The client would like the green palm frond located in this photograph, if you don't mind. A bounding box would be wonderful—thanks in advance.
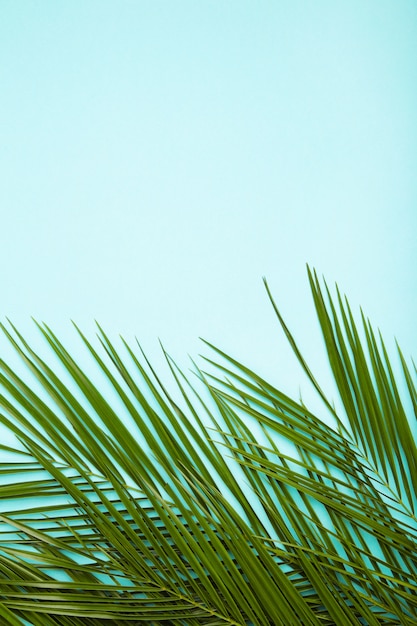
[0,268,415,625]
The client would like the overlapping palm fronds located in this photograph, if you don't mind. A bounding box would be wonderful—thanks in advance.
[0,267,415,625]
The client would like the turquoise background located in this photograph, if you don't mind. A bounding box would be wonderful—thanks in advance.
[0,1,416,414]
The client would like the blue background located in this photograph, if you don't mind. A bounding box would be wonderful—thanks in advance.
[0,1,416,414]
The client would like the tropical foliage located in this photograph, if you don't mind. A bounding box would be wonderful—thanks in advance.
[0,268,416,625]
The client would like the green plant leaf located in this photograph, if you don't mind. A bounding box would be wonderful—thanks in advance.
[0,269,415,624]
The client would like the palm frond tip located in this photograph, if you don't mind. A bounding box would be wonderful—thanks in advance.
[0,269,416,625]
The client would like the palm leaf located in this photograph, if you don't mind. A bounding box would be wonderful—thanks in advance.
[0,269,415,624]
